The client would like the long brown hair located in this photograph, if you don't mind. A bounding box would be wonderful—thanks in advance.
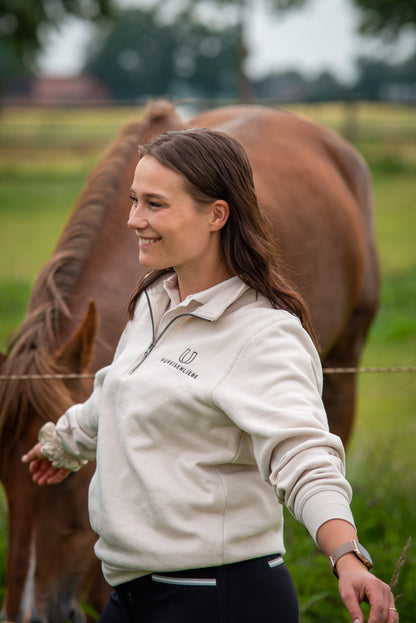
[128,128,316,344]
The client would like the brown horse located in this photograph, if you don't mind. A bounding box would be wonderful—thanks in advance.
[0,101,379,623]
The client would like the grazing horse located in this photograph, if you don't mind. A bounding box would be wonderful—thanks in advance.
[0,101,379,623]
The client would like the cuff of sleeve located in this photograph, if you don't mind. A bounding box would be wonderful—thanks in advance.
[38,422,88,472]
[300,490,356,544]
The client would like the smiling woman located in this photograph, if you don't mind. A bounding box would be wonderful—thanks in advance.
[20,122,396,623]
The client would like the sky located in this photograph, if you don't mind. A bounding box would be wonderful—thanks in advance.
[38,0,413,84]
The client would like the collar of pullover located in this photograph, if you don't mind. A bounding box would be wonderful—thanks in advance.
[149,273,251,322]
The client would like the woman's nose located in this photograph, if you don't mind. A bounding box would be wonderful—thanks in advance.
[127,204,147,229]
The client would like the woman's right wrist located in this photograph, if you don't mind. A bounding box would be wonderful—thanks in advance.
[38,421,88,472]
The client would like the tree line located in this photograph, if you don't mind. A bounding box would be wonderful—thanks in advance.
[1,0,416,103]
[82,5,416,103]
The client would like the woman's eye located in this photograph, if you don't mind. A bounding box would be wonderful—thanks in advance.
[129,195,138,206]
[149,201,162,209]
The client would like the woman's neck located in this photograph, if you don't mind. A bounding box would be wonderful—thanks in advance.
[176,262,235,301]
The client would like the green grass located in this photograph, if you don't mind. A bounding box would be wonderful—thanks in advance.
[0,178,81,276]
[348,167,416,461]
[0,165,86,346]
[0,103,415,621]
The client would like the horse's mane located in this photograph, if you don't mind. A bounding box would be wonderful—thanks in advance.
[0,101,181,457]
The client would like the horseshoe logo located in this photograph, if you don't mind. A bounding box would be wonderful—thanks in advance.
[179,349,198,364]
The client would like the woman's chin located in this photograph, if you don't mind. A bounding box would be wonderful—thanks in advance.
[138,254,167,271]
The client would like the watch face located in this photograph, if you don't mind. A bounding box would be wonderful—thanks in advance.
[356,542,373,567]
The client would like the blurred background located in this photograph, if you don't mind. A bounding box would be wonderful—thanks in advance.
[0,0,415,621]
[1,0,416,107]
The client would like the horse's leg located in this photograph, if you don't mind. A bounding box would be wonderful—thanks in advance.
[322,287,379,445]
[84,562,112,621]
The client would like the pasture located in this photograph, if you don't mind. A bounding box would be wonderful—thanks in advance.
[0,102,415,621]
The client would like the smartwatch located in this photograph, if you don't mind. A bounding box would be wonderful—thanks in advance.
[329,540,373,578]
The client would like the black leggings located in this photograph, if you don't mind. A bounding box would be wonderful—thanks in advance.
[99,554,299,623]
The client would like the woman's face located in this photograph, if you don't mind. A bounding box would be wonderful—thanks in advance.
[128,155,224,278]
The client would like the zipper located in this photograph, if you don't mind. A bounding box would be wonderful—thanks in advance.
[128,290,212,375]
[128,290,156,374]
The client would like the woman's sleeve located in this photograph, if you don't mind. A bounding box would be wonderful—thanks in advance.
[213,313,355,543]
[53,316,137,461]
[37,363,110,469]
[53,363,110,461]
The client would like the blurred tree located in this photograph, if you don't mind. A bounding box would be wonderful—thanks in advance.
[254,69,308,101]
[305,69,347,101]
[0,0,114,70]
[254,67,347,102]
[343,1,416,102]
[166,0,416,99]
[352,56,393,99]
[0,37,27,90]
[83,7,239,101]
[396,46,416,79]
[153,0,309,101]
[352,0,416,39]
[352,50,416,100]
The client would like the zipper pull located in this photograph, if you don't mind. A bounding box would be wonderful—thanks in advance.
[143,344,154,358]
[129,342,155,375]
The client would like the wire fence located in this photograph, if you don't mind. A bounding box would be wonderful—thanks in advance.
[1,366,416,381]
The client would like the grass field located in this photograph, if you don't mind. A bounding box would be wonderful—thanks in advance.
[0,102,415,621]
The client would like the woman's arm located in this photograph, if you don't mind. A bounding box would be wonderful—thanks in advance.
[21,364,112,484]
[215,314,398,623]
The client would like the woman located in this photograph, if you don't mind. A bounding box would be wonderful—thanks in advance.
[23,128,397,623]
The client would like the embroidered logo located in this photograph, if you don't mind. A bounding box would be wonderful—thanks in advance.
[178,348,198,365]
[160,357,199,379]
[160,347,199,379]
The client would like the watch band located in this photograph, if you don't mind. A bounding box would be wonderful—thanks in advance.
[329,540,373,578]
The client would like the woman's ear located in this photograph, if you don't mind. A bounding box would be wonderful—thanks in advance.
[209,200,230,232]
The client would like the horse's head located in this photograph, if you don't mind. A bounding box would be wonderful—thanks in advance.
[0,302,110,623]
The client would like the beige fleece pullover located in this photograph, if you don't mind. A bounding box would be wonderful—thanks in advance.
[52,274,354,586]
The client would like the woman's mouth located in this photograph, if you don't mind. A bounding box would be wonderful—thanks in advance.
[138,237,161,246]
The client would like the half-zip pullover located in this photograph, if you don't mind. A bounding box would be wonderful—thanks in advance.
[55,274,354,586]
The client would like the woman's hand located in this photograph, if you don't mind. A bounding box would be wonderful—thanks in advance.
[317,520,398,622]
[22,443,71,486]
[336,555,398,623]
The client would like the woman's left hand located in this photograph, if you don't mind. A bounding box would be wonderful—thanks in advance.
[337,558,398,623]
[316,520,398,622]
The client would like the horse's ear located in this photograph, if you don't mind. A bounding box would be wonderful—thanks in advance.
[57,300,97,372]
